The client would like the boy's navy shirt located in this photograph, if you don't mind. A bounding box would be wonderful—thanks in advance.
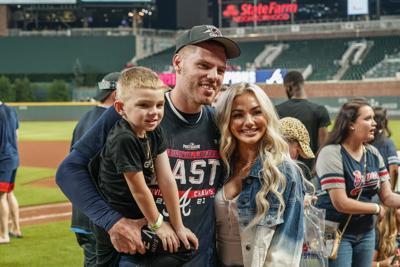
[57,95,223,267]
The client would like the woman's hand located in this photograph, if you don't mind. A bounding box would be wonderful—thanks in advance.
[379,255,399,267]
[175,226,199,250]
[155,222,179,253]
[304,193,317,207]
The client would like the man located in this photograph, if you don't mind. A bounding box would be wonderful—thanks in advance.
[56,25,240,266]
[275,71,331,170]
[0,101,21,244]
[70,72,119,266]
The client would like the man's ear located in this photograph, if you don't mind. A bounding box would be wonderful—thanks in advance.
[110,91,117,102]
[114,100,125,117]
[172,53,182,74]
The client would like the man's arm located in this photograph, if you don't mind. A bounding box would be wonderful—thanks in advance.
[56,107,145,254]
[318,127,329,148]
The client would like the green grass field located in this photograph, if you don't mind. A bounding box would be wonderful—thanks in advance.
[15,167,67,207]
[0,221,83,267]
[19,121,76,141]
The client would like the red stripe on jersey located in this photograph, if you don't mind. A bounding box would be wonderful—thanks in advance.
[167,149,220,159]
[151,188,216,199]
[320,177,345,185]
[378,170,389,177]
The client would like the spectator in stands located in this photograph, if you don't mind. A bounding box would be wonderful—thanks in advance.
[275,71,331,171]
[373,206,400,267]
[370,106,400,190]
[56,24,240,266]
[69,72,119,267]
[214,83,304,266]
[315,98,400,267]
[0,101,21,244]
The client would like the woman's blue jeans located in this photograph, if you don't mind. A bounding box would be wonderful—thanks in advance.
[329,228,375,267]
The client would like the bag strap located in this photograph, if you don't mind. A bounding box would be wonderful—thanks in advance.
[338,146,367,237]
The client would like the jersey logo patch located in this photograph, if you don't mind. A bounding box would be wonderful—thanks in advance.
[182,142,201,150]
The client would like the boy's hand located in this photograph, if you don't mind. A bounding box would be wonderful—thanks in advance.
[175,227,199,250]
[155,222,179,253]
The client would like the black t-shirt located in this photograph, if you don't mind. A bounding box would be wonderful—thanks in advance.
[276,99,331,168]
[98,119,167,219]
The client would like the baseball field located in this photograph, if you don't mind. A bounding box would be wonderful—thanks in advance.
[1,119,400,266]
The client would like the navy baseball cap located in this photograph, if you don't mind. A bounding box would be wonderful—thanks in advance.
[94,72,120,102]
[175,25,241,59]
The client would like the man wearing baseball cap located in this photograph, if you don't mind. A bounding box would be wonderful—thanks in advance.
[69,72,119,267]
[57,25,241,266]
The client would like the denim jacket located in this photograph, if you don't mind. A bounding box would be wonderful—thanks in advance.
[236,158,304,267]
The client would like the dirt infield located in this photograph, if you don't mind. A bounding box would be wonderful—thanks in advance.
[18,140,70,169]
[18,140,72,226]
[20,202,72,226]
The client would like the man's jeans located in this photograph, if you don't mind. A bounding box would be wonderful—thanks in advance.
[329,228,375,267]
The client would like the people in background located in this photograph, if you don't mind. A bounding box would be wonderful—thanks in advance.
[0,101,21,244]
[315,99,400,267]
[370,106,400,190]
[276,71,331,170]
[372,207,400,267]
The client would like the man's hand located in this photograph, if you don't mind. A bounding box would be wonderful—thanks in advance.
[108,217,147,255]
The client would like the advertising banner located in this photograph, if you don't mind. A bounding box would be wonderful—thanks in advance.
[347,0,369,15]
[223,1,298,23]
[256,69,287,84]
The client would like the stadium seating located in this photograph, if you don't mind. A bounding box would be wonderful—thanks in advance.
[136,47,175,72]
[365,52,400,79]
[0,36,135,75]
[341,36,400,80]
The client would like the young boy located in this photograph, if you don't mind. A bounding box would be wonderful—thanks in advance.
[93,66,198,266]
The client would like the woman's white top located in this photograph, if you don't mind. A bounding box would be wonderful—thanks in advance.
[215,187,243,266]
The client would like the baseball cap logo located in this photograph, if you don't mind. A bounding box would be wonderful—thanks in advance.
[203,25,222,37]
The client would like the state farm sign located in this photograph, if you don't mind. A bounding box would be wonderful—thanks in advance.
[223,1,298,23]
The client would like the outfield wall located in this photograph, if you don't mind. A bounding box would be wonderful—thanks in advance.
[8,80,400,121]
[8,102,95,121]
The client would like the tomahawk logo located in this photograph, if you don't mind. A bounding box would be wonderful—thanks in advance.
[161,188,192,217]
[203,25,222,37]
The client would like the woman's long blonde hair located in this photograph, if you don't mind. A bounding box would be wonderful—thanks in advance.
[214,83,291,225]
[377,207,398,261]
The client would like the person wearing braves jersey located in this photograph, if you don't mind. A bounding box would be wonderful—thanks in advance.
[315,99,400,267]
[56,24,241,266]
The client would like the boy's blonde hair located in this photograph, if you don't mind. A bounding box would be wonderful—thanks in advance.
[116,66,168,102]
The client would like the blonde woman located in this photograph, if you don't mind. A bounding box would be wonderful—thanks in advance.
[214,83,304,267]
[373,207,400,267]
